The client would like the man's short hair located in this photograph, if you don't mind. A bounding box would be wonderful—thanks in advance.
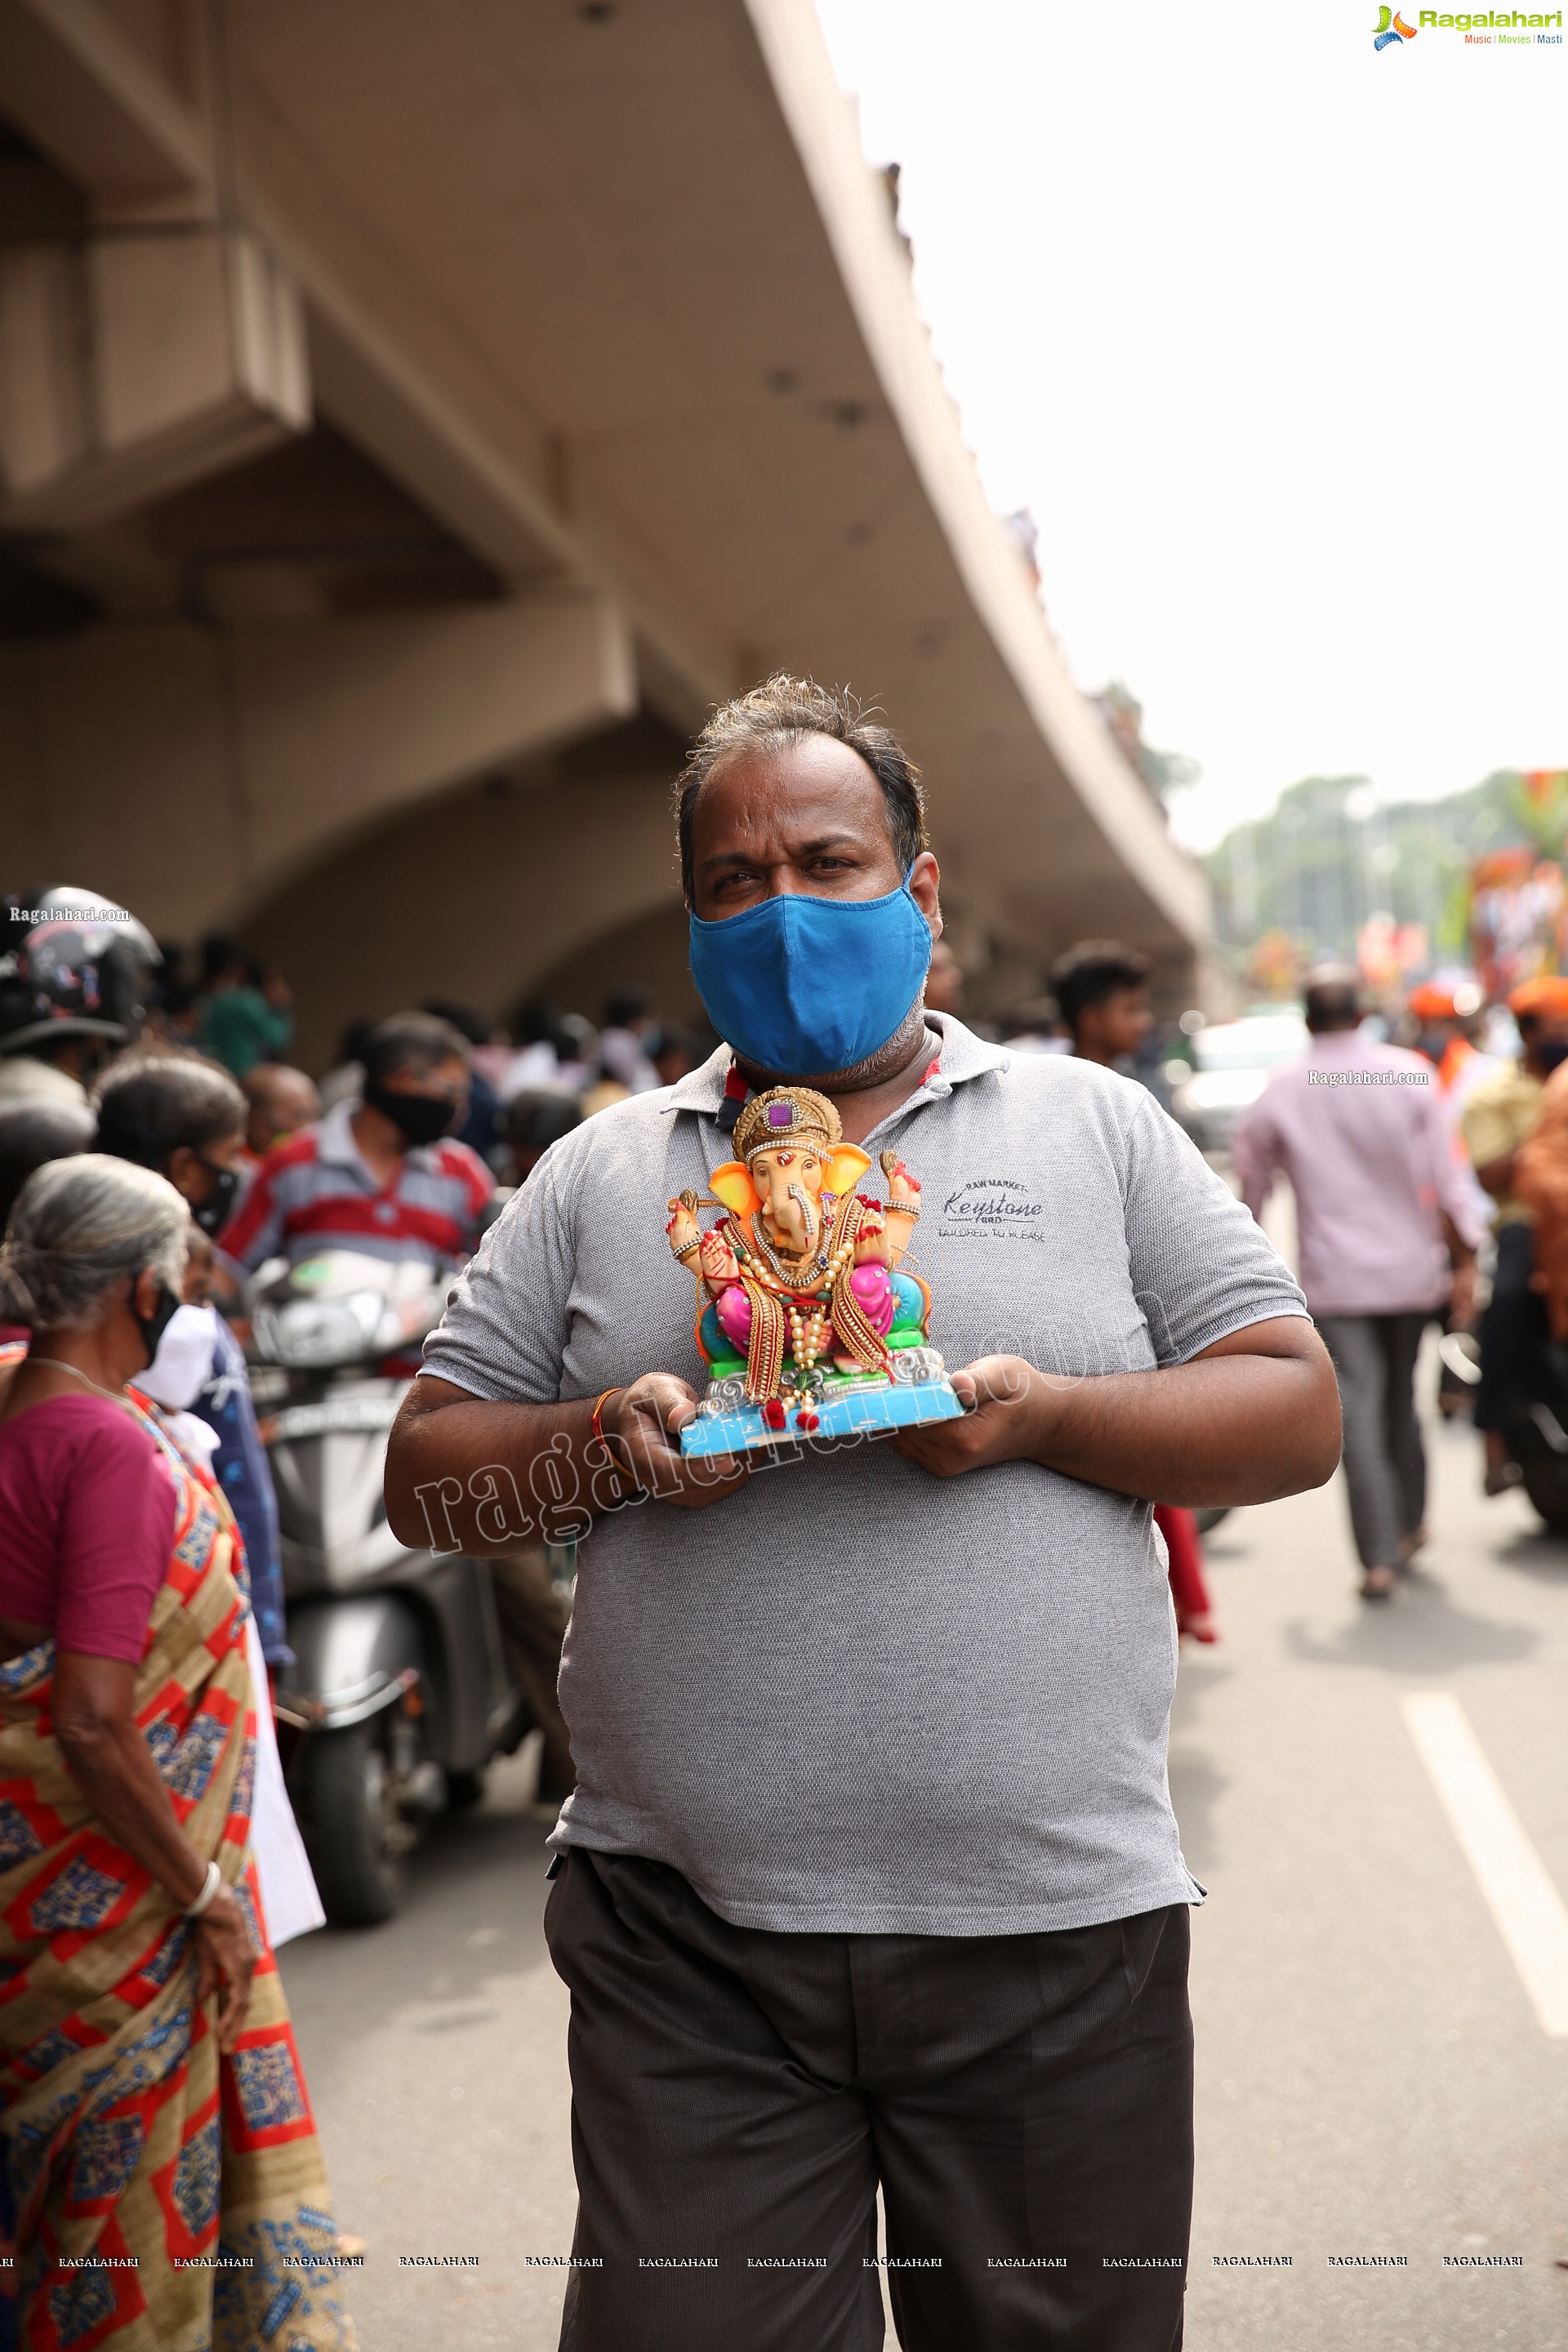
[1303,966,1362,1031]
[0,1098,96,1230]
[243,1062,318,1111]
[504,1087,585,1153]
[674,675,928,900]
[96,1055,245,1169]
[1049,942,1152,1031]
[362,1012,470,1088]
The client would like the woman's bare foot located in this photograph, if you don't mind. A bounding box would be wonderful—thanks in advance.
[1359,1565,1397,1601]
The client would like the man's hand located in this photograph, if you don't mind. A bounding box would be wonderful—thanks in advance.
[600,1374,749,1510]
[889,1318,1340,1508]
[890,1356,1040,1477]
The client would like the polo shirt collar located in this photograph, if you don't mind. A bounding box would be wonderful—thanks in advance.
[662,1015,1009,1122]
[316,1097,366,1167]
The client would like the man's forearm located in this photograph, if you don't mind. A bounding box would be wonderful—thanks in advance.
[386,1371,749,1552]
[1026,1353,1340,1506]
[385,1389,614,1554]
[1230,1129,1276,1225]
[1474,1152,1514,1200]
[1441,1214,1477,1272]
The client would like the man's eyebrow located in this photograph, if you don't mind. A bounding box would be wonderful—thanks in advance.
[697,831,863,875]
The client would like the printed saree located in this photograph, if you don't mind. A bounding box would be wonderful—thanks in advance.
[0,1389,355,2350]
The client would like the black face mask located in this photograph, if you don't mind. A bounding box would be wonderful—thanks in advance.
[193,1160,242,1237]
[364,1080,459,1147]
[133,1276,181,1368]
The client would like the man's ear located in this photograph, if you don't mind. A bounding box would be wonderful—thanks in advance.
[165,1143,203,1205]
[908,851,942,935]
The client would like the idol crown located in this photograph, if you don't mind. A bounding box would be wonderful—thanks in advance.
[733,1085,842,1163]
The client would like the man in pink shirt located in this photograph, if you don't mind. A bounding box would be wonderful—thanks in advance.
[1233,967,1481,1598]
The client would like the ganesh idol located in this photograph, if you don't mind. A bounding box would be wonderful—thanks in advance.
[665,1086,960,1450]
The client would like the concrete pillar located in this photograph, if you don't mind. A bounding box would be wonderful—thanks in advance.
[0,588,637,933]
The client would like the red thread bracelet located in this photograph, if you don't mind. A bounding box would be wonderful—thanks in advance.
[590,1388,621,1443]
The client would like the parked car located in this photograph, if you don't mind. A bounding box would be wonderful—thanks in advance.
[1168,1010,1308,1155]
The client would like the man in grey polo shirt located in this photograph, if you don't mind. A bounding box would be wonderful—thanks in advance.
[386,677,1339,2352]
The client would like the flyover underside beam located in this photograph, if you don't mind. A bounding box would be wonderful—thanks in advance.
[0,229,310,532]
[0,590,636,934]
[230,87,737,731]
[0,0,212,204]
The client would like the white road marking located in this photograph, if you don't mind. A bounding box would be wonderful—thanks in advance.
[1401,1690,1568,2038]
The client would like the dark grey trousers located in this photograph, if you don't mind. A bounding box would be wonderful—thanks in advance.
[545,1846,1192,2351]
[1475,1219,1545,1436]
[1316,1312,1428,1570]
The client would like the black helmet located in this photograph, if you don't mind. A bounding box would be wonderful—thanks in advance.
[0,887,161,1058]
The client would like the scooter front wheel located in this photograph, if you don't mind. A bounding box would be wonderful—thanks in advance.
[300,1717,416,1927]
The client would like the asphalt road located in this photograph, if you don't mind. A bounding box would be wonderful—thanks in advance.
[280,1378,1568,2351]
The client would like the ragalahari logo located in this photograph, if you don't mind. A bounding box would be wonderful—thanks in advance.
[1374,4,1419,42]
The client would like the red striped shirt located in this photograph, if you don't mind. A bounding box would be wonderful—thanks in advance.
[219,1100,493,1272]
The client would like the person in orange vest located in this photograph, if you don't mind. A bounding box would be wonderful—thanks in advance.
[1406,980,1494,1113]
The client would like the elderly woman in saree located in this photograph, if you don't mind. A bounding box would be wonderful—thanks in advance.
[0,1156,354,2351]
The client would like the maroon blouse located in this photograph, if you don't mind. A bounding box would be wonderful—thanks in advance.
[0,1395,177,1664]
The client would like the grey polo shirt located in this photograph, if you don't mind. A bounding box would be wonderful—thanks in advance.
[422,1015,1307,1936]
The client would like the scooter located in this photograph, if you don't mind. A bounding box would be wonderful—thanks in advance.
[247,1249,531,1926]
[1438,1324,1568,1535]
[1500,1341,1568,1536]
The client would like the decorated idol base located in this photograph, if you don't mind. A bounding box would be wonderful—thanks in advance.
[681,1344,964,1456]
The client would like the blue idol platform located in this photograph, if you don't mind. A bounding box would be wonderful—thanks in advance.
[680,1352,964,1457]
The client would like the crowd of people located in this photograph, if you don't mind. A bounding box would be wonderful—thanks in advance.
[0,771,1564,2340]
[0,887,867,2337]
[1232,964,1568,1598]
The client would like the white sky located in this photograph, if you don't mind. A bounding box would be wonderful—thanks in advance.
[814,1,1568,850]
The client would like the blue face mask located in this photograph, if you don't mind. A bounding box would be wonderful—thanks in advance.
[688,875,933,1078]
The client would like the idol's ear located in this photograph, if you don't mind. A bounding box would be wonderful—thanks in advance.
[709,1162,760,1219]
[825,1145,872,1196]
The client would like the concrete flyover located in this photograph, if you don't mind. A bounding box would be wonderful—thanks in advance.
[0,0,1210,1061]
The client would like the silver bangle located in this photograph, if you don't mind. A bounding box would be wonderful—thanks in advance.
[184,1860,224,1918]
